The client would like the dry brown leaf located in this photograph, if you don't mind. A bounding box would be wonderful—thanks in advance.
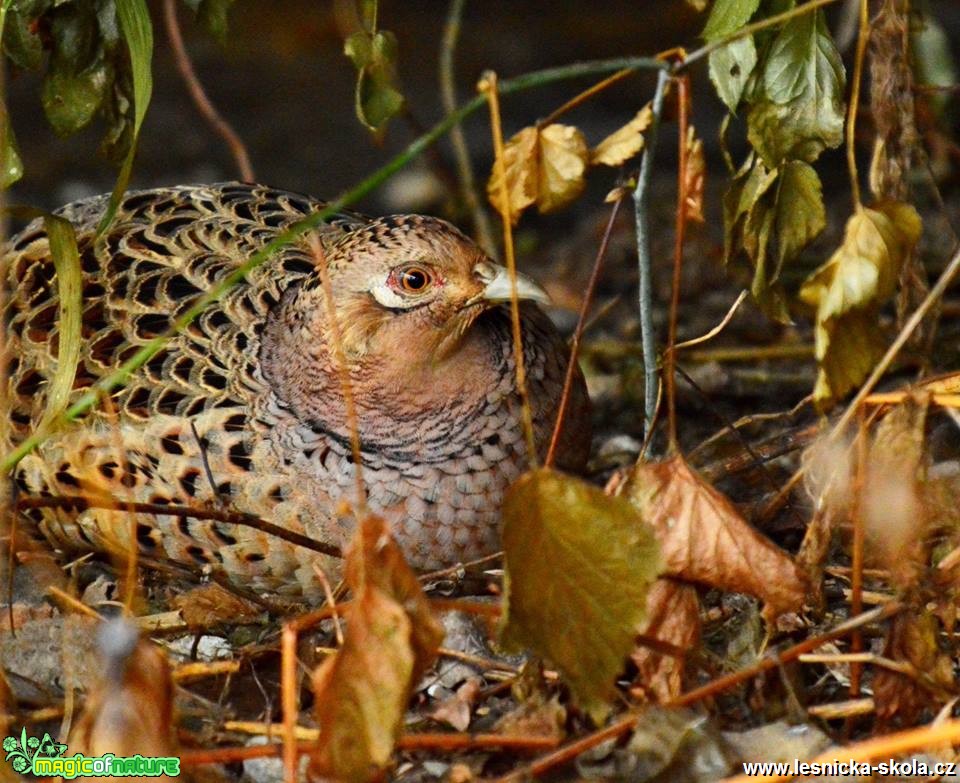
[309,516,443,782]
[69,620,177,776]
[863,395,929,587]
[684,125,706,223]
[874,613,954,724]
[535,124,589,213]
[591,105,653,167]
[172,583,264,628]
[487,125,538,225]
[632,578,700,702]
[623,455,805,620]
[430,678,481,732]
[487,123,588,223]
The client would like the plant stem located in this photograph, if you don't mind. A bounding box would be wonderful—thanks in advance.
[665,75,690,452]
[479,71,538,465]
[439,0,495,253]
[846,0,869,208]
[633,69,669,444]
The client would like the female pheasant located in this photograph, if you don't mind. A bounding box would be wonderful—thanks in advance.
[2,183,590,598]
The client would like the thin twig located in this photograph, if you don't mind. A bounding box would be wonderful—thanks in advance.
[674,290,748,350]
[162,0,255,182]
[546,194,624,467]
[845,0,869,208]
[665,74,690,451]
[538,67,636,129]
[720,717,960,783]
[280,623,298,783]
[633,68,669,443]
[479,71,538,464]
[16,495,342,559]
[310,237,366,513]
[439,0,494,253]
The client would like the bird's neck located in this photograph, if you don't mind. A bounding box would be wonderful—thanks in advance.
[259,288,504,453]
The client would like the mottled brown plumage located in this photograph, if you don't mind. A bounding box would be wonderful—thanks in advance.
[2,183,590,598]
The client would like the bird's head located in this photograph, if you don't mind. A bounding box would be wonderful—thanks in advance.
[316,215,549,360]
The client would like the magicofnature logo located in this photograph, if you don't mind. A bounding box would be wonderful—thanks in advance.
[3,728,180,778]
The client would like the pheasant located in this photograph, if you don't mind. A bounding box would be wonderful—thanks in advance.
[2,183,590,598]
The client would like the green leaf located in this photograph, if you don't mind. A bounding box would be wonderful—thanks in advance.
[0,106,23,188]
[708,35,757,112]
[702,0,761,41]
[3,5,43,69]
[722,154,777,265]
[346,28,404,134]
[910,12,958,118]
[774,159,824,269]
[41,60,111,136]
[191,0,236,44]
[97,0,153,235]
[500,469,662,724]
[747,11,845,166]
[38,215,82,431]
[762,10,843,104]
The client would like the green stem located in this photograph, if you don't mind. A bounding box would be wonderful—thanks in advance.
[0,55,667,476]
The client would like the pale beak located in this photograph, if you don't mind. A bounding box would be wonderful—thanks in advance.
[473,261,551,306]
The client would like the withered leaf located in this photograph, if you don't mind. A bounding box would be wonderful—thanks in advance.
[632,578,700,703]
[488,125,538,225]
[590,105,653,167]
[535,124,589,213]
[488,123,588,223]
[172,583,264,628]
[799,201,922,404]
[69,620,176,762]
[623,455,805,620]
[500,468,661,724]
[684,125,706,223]
[863,396,929,588]
[309,516,443,782]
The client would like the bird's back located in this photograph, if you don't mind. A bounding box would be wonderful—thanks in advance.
[3,183,357,595]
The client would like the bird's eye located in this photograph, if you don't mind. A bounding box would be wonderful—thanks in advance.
[397,266,433,293]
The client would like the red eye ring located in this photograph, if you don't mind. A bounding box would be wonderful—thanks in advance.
[397,266,433,293]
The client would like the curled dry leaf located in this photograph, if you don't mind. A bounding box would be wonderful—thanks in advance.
[69,620,177,767]
[683,125,706,223]
[172,583,265,628]
[622,455,805,621]
[590,104,653,167]
[309,515,443,783]
[632,578,700,702]
[874,613,955,723]
[500,468,661,724]
[799,201,922,404]
[487,123,588,224]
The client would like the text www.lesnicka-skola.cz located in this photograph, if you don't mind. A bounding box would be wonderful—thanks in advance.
[741,758,957,777]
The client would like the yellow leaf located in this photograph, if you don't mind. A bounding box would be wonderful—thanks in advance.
[536,124,589,213]
[799,201,922,404]
[590,105,653,167]
[500,468,661,724]
[487,125,538,225]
